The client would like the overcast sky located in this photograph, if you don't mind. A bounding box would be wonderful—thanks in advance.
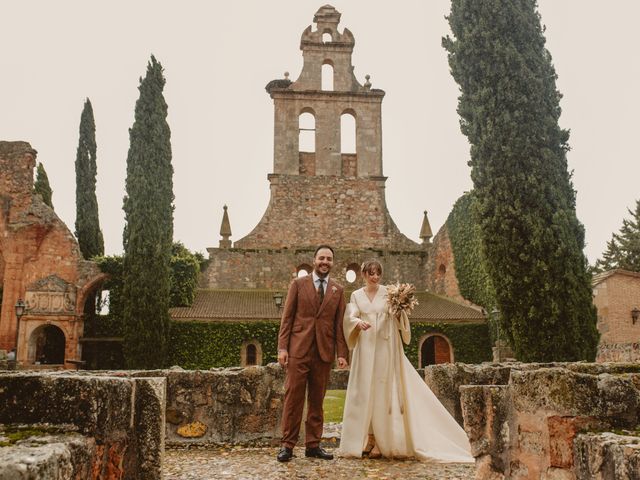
[2,1,638,263]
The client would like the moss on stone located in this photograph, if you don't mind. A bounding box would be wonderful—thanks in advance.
[0,425,64,446]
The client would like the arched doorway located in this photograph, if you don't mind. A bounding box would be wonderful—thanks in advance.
[420,334,452,367]
[30,324,66,364]
[246,344,257,365]
[241,340,263,367]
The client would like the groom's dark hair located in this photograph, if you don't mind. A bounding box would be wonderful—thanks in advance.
[314,245,335,257]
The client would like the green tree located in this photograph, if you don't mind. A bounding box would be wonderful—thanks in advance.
[121,56,174,369]
[593,236,621,273]
[594,200,640,273]
[170,242,202,307]
[33,162,53,208]
[614,200,640,272]
[443,0,598,361]
[75,98,104,259]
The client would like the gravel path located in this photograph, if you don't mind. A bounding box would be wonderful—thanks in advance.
[164,446,475,479]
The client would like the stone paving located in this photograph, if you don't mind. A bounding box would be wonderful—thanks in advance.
[164,422,475,479]
[164,446,475,480]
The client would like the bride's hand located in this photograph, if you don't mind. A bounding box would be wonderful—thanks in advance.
[357,320,371,331]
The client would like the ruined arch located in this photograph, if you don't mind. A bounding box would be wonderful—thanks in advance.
[28,323,66,365]
[76,272,109,315]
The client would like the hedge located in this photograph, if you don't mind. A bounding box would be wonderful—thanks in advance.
[168,320,491,369]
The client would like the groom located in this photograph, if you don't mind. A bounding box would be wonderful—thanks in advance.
[276,245,349,462]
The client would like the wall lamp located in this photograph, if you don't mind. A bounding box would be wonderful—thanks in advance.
[273,293,284,309]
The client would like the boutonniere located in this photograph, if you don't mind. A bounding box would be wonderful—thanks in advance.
[331,286,338,293]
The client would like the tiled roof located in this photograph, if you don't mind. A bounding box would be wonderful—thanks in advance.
[411,292,485,322]
[170,289,486,324]
[592,269,640,287]
[170,290,283,320]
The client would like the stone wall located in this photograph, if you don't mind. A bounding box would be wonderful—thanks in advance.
[0,371,165,479]
[233,175,421,251]
[162,366,285,445]
[425,225,463,300]
[72,365,287,446]
[574,432,640,479]
[424,362,511,425]
[203,246,428,290]
[0,431,96,480]
[427,362,640,479]
[0,366,287,476]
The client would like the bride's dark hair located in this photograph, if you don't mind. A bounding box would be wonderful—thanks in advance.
[361,259,382,276]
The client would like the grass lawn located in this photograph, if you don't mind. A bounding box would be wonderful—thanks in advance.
[323,389,346,423]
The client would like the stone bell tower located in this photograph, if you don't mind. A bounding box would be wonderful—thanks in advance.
[204,5,427,289]
[234,5,419,251]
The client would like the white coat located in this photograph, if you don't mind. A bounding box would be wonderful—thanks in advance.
[339,285,473,462]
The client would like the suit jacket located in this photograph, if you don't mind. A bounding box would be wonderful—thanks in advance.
[278,274,348,363]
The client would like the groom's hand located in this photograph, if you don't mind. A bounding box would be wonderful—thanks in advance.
[337,357,348,369]
[278,349,289,368]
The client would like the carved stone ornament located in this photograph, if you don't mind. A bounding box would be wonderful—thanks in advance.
[25,275,76,315]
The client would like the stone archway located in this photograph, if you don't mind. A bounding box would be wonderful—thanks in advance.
[419,334,453,367]
[29,324,66,364]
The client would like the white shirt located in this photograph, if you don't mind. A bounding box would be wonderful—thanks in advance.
[312,271,328,294]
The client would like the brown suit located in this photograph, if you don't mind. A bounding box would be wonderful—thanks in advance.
[278,275,348,448]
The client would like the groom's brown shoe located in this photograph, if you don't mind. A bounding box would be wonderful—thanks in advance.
[277,447,294,462]
[305,446,334,460]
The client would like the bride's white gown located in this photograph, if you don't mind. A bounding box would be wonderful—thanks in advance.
[339,285,473,462]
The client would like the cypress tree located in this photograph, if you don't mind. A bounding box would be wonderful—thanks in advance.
[34,162,53,209]
[443,0,598,361]
[121,56,174,369]
[75,98,105,259]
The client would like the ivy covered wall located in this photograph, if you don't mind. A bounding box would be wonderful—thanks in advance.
[445,192,496,312]
[168,321,280,368]
[407,322,492,365]
[167,320,491,369]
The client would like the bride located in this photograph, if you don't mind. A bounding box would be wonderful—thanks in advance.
[339,260,474,462]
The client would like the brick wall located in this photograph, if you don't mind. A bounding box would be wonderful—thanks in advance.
[594,271,640,362]
[425,225,463,300]
[0,141,103,366]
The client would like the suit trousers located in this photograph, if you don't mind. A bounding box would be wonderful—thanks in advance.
[281,340,332,448]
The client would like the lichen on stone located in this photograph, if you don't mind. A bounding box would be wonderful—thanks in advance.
[177,421,207,438]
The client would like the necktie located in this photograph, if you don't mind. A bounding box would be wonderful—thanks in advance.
[317,278,325,304]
